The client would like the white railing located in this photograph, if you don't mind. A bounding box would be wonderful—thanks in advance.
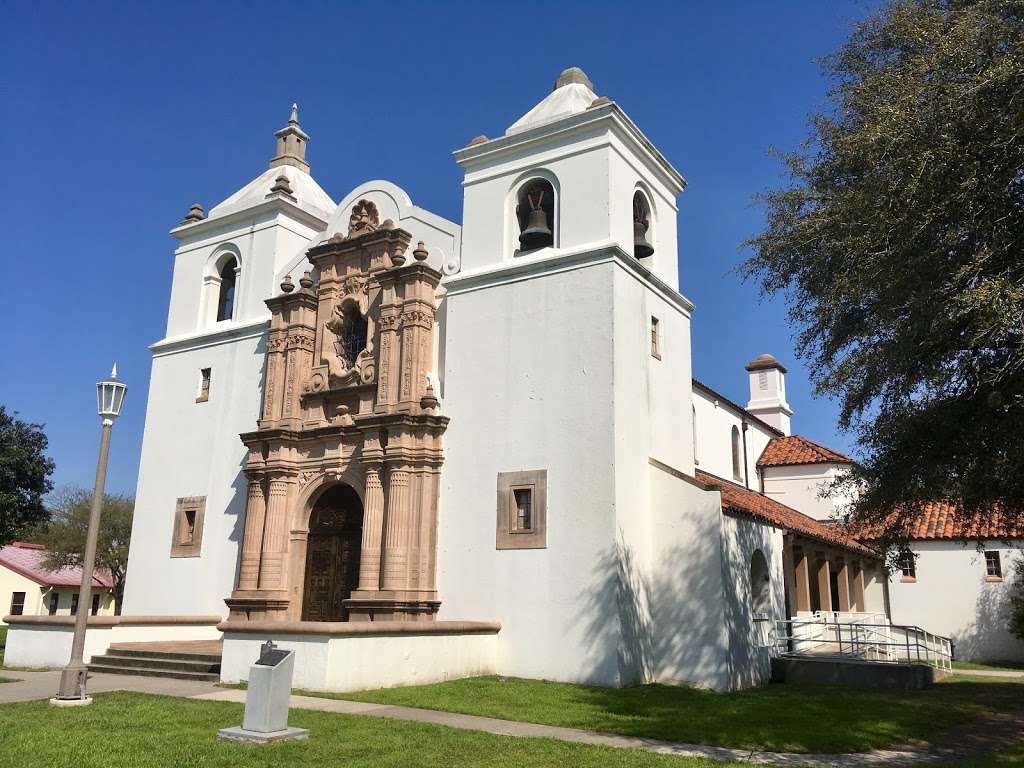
[774,615,952,672]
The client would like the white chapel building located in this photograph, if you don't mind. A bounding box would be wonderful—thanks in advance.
[7,68,1020,685]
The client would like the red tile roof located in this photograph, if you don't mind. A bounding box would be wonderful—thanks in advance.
[0,542,113,589]
[757,435,853,468]
[695,470,877,557]
[858,502,1023,541]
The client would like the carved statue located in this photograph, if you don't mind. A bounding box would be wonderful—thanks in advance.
[346,200,380,239]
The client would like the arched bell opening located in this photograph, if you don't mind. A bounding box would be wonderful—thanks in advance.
[632,190,654,260]
[300,483,364,622]
[515,178,556,252]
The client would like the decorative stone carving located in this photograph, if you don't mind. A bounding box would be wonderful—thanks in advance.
[346,200,379,239]
[324,300,373,387]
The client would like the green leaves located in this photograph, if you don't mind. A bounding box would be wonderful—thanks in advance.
[742,0,1024,541]
[0,406,55,546]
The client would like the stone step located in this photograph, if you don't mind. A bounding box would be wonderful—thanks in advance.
[89,653,220,674]
[86,661,220,682]
[106,646,222,664]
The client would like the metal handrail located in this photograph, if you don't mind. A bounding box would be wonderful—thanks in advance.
[774,617,952,672]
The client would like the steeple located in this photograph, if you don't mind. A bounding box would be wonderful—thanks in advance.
[269,103,310,173]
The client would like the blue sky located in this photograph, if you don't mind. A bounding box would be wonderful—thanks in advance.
[1,1,879,495]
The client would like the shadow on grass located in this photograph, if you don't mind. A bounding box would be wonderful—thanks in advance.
[337,674,1024,753]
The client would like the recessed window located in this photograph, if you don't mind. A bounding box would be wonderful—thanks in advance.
[71,594,80,615]
[731,425,743,481]
[48,593,59,615]
[516,179,555,252]
[170,496,206,557]
[899,550,916,581]
[632,191,654,259]
[985,551,1002,580]
[9,592,25,616]
[512,487,533,531]
[496,470,548,549]
[216,257,237,321]
[650,316,661,359]
[91,593,100,616]
[196,368,211,403]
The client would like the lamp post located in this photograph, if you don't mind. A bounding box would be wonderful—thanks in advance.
[52,365,127,706]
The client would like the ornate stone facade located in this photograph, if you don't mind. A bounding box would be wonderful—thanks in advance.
[226,211,447,623]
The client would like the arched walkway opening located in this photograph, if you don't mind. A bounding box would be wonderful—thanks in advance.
[301,484,363,622]
[750,549,771,616]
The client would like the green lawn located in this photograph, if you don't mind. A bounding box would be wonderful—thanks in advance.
[0,691,731,768]
[327,674,1024,754]
[953,660,1024,672]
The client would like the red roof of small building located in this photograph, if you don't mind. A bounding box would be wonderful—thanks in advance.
[695,470,876,557]
[858,502,1023,542]
[0,542,113,589]
[757,435,853,468]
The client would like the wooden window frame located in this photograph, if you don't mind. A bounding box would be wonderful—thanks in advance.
[170,496,206,557]
[496,470,547,550]
[48,592,59,615]
[650,316,661,360]
[70,593,79,616]
[9,591,25,616]
[899,550,917,582]
[984,550,1003,581]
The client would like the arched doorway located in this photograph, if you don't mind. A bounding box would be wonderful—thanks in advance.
[301,484,363,622]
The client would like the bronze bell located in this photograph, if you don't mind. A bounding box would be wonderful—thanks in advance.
[633,218,654,259]
[519,204,553,251]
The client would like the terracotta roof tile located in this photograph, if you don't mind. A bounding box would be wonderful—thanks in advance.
[757,435,853,468]
[858,502,1023,541]
[695,470,876,557]
[0,542,113,589]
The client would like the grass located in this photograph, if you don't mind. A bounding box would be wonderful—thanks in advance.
[321,674,1024,754]
[0,691,733,768]
[953,660,1024,672]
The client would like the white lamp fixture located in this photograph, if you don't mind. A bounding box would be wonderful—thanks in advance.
[96,363,127,423]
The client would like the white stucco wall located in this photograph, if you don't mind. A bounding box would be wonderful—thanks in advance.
[762,463,855,522]
[221,631,498,692]
[692,383,776,489]
[887,540,1024,662]
[0,567,45,621]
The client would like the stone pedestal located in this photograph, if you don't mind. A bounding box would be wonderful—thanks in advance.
[217,645,308,744]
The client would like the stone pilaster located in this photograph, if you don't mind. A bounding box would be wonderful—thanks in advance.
[381,469,410,591]
[237,476,266,590]
[258,474,291,590]
[357,463,385,591]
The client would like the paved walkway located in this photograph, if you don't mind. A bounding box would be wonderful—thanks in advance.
[950,668,1024,679]
[1,671,1021,766]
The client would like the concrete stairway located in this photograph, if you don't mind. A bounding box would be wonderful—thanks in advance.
[87,641,222,682]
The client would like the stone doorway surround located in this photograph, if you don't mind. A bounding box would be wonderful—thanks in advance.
[225,207,448,624]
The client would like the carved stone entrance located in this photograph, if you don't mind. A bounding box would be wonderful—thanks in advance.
[225,207,448,624]
[301,485,363,622]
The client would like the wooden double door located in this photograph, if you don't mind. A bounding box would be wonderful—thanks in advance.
[301,484,363,622]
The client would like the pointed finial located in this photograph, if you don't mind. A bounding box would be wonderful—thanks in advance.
[280,274,294,293]
[110,363,118,379]
[289,103,299,124]
[270,103,310,173]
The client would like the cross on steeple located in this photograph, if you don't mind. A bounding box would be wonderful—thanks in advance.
[269,103,310,173]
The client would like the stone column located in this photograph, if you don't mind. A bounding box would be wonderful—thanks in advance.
[357,464,386,591]
[237,476,266,590]
[793,547,812,614]
[257,474,291,590]
[381,469,410,591]
[836,559,851,612]
[851,562,866,612]
[816,556,833,612]
[262,334,287,424]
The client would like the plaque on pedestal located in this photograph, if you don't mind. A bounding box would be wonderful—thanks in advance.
[217,640,309,744]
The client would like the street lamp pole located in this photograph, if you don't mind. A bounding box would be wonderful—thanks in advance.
[52,365,126,705]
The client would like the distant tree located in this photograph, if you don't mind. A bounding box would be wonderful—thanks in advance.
[741,0,1024,542]
[41,487,134,615]
[1010,556,1024,642]
[0,406,55,546]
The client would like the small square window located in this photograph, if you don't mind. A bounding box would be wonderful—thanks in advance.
[196,368,211,403]
[9,592,25,616]
[650,316,661,360]
[985,551,1002,580]
[496,470,547,549]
